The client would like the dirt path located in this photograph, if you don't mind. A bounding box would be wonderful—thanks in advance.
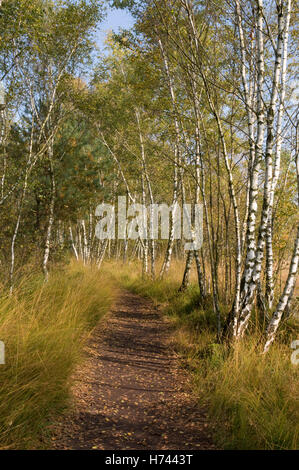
[50,290,215,450]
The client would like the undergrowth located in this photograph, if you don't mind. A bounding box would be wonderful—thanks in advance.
[0,261,114,449]
[104,260,299,450]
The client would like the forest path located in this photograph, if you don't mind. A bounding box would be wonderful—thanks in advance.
[50,290,215,450]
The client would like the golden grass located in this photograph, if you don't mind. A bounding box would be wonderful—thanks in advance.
[178,327,299,449]
[0,260,114,449]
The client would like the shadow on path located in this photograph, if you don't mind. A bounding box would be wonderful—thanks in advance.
[50,290,215,450]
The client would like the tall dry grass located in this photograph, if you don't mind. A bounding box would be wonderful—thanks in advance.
[0,261,114,449]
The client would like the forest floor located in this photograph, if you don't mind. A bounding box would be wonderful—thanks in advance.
[49,290,216,450]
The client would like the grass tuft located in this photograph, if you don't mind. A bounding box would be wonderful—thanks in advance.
[0,260,114,449]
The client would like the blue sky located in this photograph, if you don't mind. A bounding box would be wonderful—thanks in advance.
[96,7,135,50]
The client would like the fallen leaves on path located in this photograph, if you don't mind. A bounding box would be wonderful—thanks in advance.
[49,291,216,450]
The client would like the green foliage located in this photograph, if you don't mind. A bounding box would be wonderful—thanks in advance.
[0,0,105,273]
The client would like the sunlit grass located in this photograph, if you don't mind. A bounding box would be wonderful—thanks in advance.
[0,260,114,449]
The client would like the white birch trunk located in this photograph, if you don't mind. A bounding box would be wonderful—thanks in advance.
[158,37,180,279]
[42,142,56,282]
[237,0,288,337]
[264,226,299,352]
[69,225,79,261]
[265,0,292,309]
